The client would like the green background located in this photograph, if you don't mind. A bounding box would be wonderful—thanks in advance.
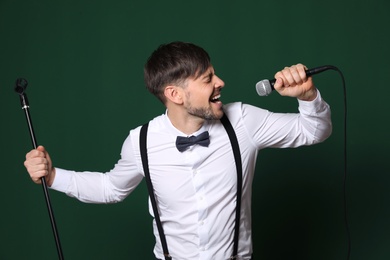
[1,0,389,259]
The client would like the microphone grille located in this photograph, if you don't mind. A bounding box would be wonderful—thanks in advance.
[255,80,272,96]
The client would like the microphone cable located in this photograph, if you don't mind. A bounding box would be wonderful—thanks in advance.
[256,65,350,259]
[331,66,351,260]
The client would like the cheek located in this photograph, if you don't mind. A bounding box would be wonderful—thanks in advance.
[188,92,209,103]
[184,88,213,106]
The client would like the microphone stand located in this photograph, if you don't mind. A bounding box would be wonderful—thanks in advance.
[15,78,65,260]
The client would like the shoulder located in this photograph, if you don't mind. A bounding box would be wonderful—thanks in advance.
[223,102,269,125]
[120,113,169,165]
[130,113,167,136]
[223,102,243,122]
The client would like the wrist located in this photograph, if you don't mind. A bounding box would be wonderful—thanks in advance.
[298,88,317,101]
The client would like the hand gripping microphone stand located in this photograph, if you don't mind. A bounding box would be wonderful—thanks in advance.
[14,78,65,260]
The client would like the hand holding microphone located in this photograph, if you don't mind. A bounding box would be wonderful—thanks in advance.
[256,64,336,100]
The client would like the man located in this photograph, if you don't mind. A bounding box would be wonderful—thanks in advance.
[24,41,332,259]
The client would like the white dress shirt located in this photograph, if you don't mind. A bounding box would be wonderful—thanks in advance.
[52,92,331,260]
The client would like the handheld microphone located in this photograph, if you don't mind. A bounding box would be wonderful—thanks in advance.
[255,65,336,96]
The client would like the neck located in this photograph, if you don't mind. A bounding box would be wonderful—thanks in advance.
[167,109,205,135]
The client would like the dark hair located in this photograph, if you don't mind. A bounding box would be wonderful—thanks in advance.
[144,41,211,104]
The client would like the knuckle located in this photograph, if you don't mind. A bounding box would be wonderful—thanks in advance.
[39,157,46,164]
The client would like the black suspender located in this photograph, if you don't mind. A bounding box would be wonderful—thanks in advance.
[220,114,243,260]
[140,122,172,260]
[139,113,243,260]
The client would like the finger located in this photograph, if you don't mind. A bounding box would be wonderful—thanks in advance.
[24,155,47,168]
[289,65,304,85]
[31,167,48,177]
[25,160,49,182]
[273,77,285,91]
[295,64,308,82]
[26,149,44,160]
[31,170,47,183]
[274,67,289,85]
[278,66,295,87]
[24,157,47,172]
[274,64,310,92]
[283,65,306,86]
[25,164,48,180]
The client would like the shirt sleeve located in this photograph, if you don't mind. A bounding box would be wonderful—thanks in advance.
[241,90,332,149]
[50,132,144,204]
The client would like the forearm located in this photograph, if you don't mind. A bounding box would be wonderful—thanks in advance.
[51,165,143,204]
[242,89,332,149]
[297,90,332,144]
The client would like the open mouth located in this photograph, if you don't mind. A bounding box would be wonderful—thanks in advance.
[210,94,221,103]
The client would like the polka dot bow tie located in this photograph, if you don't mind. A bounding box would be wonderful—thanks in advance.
[175,131,210,152]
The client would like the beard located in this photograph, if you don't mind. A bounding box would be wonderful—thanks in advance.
[187,104,223,120]
[184,90,224,120]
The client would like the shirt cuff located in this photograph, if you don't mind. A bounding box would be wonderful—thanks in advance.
[297,90,328,114]
[50,167,72,193]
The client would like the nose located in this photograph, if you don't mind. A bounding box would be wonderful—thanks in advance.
[214,75,225,89]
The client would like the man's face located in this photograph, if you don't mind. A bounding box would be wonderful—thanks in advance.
[182,66,225,120]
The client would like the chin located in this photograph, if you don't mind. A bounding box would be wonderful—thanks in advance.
[206,110,224,121]
[188,105,224,120]
[215,110,224,120]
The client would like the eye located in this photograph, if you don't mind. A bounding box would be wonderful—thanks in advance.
[205,73,213,83]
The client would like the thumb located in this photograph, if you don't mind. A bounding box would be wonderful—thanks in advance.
[36,145,54,185]
[273,78,284,91]
[37,145,51,161]
[37,145,52,167]
[37,145,46,152]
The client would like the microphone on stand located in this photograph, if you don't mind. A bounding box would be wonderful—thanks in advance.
[14,78,65,260]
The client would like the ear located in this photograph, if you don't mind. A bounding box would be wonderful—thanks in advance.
[164,85,183,105]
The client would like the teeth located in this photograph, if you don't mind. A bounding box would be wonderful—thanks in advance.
[212,94,221,100]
